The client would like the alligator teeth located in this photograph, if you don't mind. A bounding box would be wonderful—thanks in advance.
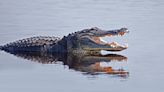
[110,44,115,47]
[121,43,128,48]
[98,36,128,48]
[108,42,120,47]
[99,37,108,43]
[124,43,128,48]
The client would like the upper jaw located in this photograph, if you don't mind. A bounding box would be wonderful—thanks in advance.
[105,28,129,37]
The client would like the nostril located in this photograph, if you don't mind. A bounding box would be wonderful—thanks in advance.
[127,30,130,33]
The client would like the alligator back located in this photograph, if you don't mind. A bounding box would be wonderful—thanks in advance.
[0,36,60,53]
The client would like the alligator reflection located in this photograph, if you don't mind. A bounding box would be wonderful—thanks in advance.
[8,51,129,78]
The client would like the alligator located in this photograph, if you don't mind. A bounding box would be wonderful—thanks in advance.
[0,27,129,55]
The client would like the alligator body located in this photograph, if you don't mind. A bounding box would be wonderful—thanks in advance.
[0,27,129,55]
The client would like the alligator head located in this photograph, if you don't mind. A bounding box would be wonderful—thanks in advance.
[61,27,129,54]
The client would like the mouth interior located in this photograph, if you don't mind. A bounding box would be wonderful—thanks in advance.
[92,32,128,48]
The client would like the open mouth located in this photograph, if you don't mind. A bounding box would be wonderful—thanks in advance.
[92,31,129,51]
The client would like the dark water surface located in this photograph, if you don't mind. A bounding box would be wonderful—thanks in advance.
[0,0,164,92]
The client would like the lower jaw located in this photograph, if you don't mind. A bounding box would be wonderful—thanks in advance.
[83,47,126,52]
[70,47,127,56]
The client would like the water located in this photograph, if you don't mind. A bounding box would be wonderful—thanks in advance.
[0,0,164,92]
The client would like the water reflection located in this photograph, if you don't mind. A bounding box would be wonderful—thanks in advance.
[7,51,129,78]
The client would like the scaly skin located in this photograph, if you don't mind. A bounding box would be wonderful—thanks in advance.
[0,36,60,52]
[0,27,129,55]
